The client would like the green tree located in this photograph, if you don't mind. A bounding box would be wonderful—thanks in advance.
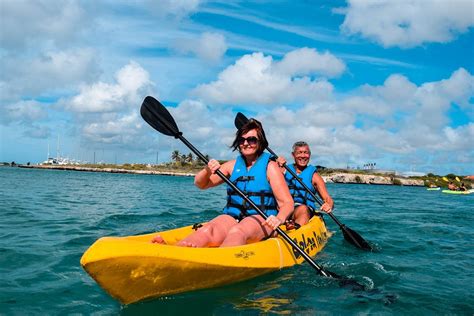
[171,150,181,163]
[180,154,187,166]
[186,153,193,163]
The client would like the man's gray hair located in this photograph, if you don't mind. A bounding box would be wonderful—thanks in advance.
[292,141,311,153]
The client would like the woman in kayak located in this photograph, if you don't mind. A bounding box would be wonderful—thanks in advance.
[152,118,293,247]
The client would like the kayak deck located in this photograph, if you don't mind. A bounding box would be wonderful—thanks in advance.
[81,215,330,304]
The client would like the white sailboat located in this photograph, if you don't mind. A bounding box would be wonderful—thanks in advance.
[41,136,77,165]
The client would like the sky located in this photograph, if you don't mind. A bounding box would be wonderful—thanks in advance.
[0,0,473,175]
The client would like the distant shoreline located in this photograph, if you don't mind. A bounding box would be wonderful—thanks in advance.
[17,164,426,186]
[17,164,195,177]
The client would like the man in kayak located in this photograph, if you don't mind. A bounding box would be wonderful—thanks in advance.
[448,181,458,191]
[152,118,294,247]
[276,141,334,228]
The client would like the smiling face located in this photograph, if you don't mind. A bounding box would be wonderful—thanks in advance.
[292,145,311,169]
[238,129,259,158]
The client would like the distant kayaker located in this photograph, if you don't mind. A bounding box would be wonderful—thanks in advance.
[448,181,458,191]
[276,141,334,228]
[151,118,294,247]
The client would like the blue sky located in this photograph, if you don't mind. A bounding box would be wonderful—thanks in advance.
[1,0,473,175]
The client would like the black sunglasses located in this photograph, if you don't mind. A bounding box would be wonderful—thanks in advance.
[238,136,258,145]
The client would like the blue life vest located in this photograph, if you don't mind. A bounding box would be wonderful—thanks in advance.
[284,164,317,210]
[223,152,277,219]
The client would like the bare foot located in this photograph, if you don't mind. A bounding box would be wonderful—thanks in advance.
[151,235,167,244]
[176,240,198,247]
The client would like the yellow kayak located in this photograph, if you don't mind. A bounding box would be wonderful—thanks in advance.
[81,215,330,304]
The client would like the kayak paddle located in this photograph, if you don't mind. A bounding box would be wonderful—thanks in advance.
[140,96,365,288]
[235,112,373,251]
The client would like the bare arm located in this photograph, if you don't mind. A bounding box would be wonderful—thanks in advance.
[275,156,287,174]
[266,161,294,228]
[312,173,334,213]
[194,159,235,189]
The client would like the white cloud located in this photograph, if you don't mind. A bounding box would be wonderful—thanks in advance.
[0,0,90,50]
[82,112,143,144]
[361,74,418,109]
[1,100,48,125]
[64,61,153,113]
[442,123,474,150]
[173,32,228,62]
[414,68,474,129]
[0,49,100,102]
[340,0,474,48]
[434,68,474,107]
[193,50,340,105]
[146,0,201,19]
[340,68,474,130]
[169,99,236,150]
[24,125,51,139]
[217,67,473,171]
[273,47,346,78]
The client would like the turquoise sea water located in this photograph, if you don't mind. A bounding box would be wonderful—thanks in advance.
[1,166,473,315]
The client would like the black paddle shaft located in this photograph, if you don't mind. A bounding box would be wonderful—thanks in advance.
[140,96,343,279]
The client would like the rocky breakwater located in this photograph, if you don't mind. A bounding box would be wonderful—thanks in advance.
[18,164,195,177]
[322,172,424,186]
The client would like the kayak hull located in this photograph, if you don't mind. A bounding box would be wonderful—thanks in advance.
[427,187,440,191]
[442,189,472,195]
[81,216,330,304]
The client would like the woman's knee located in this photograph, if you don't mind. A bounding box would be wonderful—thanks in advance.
[199,216,236,238]
[227,225,246,238]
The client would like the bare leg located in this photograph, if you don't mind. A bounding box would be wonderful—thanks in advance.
[293,205,310,226]
[176,215,237,247]
[220,215,274,247]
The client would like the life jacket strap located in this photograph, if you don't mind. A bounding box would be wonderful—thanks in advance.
[234,175,255,182]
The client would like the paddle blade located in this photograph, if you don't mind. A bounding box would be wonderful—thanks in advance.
[141,96,180,137]
[234,112,249,130]
[341,225,373,251]
[455,176,460,182]
[442,176,449,182]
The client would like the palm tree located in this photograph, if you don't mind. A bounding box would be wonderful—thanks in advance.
[171,150,180,163]
[186,153,193,163]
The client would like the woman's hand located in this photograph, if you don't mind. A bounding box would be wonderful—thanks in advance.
[264,215,283,230]
[195,158,225,189]
[206,159,221,174]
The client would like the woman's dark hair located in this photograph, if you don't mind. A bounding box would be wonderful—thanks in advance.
[231,118,268,156]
